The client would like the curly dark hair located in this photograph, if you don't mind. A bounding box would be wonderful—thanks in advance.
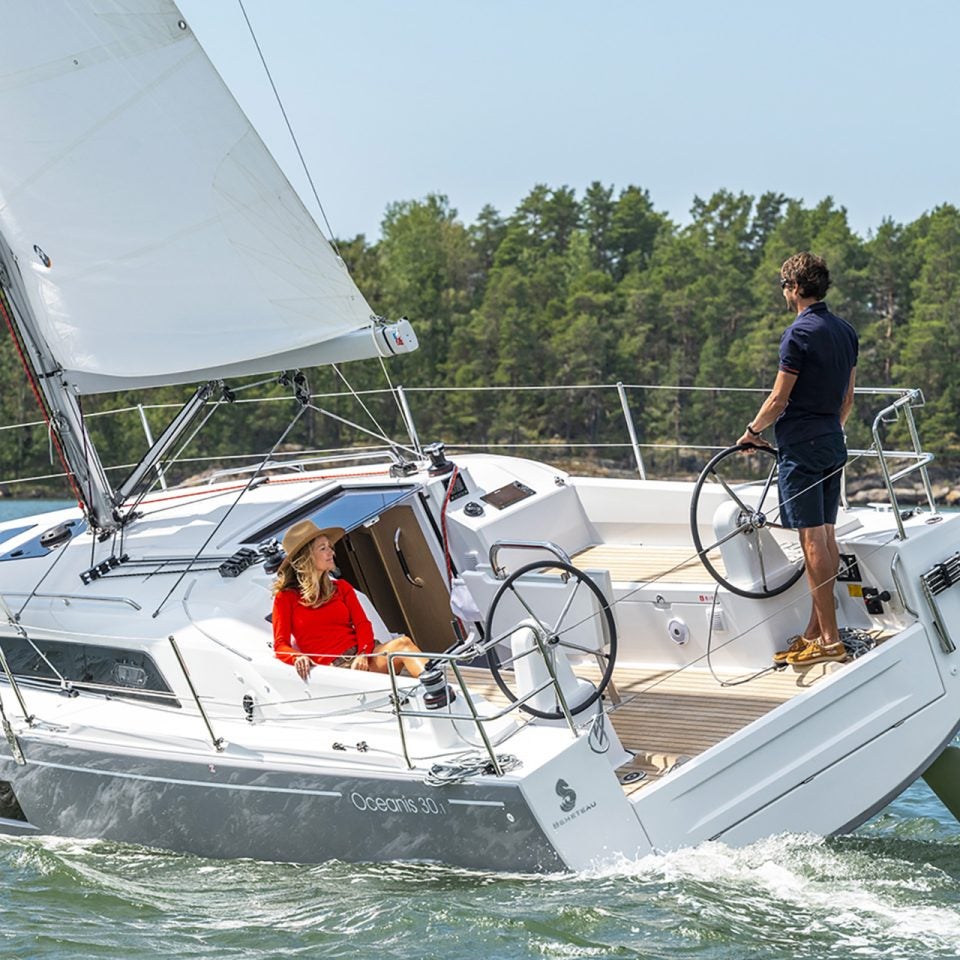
[780,252,831,300]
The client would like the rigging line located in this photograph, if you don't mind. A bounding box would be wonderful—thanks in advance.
[754,443,875,526]
[75,393,104,530]
[14,528,73,621]
[498,446,882,653]
[396,383,767,394]
[704,588,776,687]
[303,400,417,455]
[0,417,48,432]
[235,0,341,257]
[330,364,393,446]
[222,374,283,396]
[0,593,73,691]
[150,405,309,619]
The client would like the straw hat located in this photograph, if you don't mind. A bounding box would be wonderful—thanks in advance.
[278,519,345,572]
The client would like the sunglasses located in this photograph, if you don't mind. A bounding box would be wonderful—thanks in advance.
[779,277,795,289]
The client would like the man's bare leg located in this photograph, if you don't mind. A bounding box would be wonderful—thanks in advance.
[800,523,839,640]
[799,524,841,647]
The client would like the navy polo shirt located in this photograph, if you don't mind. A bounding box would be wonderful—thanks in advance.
[774,301,859,447]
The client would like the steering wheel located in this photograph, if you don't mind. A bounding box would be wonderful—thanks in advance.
[689,443,805,599]
[484,560,617,720]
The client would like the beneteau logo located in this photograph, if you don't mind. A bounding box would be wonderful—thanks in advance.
[555,778,577,812]
[552,777,597,830]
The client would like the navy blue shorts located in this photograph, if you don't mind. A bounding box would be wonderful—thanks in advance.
[777,433,847,529]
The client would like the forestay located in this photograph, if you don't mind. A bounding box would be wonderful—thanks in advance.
[0,0,399,393]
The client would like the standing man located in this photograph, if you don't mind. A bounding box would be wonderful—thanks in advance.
[736,252,858,666]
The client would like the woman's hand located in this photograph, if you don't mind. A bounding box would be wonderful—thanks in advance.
[350,655,370,672]
[294,655,313,680]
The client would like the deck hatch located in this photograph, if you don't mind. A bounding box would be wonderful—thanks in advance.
[243,485,420,546]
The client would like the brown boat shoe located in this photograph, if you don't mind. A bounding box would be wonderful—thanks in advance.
[786,640,847,667]
[772,635,817,665]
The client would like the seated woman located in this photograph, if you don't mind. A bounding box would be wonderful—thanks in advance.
[272,519,426,680]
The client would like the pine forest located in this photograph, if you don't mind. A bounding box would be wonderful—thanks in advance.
[2,185,959,497]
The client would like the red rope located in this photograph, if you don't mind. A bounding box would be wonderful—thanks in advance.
[440,465,459,585]
[0,288,83,506]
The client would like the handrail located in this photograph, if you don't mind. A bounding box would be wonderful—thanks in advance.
[201,448,404,484]
[489,540,573,580]
[1,592,142,611]
[870,389,938,540]
[385,624,580,774]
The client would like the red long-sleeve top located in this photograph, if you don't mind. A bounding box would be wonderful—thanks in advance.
[272,579,375,666]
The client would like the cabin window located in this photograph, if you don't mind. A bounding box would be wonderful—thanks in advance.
[0,636,178,706]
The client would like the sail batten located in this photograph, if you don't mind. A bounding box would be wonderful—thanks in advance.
[0,0,388,393]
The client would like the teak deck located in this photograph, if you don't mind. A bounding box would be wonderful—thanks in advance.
[458,659,837,797]
[572,542,727,584]
[467,540,839,795]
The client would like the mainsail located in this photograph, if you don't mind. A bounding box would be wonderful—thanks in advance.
[0,0,406,393]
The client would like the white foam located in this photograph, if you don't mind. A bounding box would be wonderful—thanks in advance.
[576,833,960,953]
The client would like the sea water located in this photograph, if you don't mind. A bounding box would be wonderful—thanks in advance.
[1,501,959,959]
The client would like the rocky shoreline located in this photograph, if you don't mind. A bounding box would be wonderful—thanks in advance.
[845,477,960,507]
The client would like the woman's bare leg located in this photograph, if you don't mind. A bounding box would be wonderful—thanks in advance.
[368,636,426,677]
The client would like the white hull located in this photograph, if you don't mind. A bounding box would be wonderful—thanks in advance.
[0,453,957,871]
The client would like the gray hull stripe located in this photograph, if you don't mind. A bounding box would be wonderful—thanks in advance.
[446,799,505,808]
[29,759,342,798]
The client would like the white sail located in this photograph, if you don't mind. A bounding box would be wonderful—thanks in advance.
[0,0,401,393]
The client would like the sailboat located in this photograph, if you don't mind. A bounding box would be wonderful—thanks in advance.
[0,0,959,872]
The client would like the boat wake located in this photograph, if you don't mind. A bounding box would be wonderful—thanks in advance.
[0,817,958,959]
[576,830,960,957]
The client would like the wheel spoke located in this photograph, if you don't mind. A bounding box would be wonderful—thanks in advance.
[552,577,583,635]
[713,470,754,515]
[493,644,540,671]
[756,533,769,591]
[507,582,550,634]
[699,522,751,558]
[555,637,608,657]
[754,463,778,513]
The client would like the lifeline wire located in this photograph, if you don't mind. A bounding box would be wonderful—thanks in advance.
[546,443,877,643]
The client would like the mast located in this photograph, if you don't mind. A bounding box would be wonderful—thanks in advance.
[0,235,117,531]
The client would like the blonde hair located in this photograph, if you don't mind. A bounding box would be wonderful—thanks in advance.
[272,537,336,607]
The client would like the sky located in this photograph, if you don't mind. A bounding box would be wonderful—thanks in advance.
[177,0,960,243]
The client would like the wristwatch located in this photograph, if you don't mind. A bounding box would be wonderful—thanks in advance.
[746,423,762,437]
